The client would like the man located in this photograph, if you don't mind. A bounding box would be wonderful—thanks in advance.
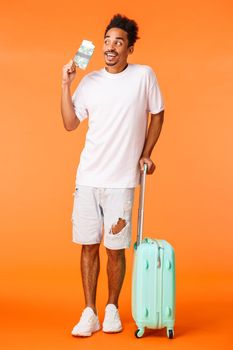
[61,14,164,337]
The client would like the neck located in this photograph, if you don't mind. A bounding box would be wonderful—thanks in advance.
[105,62,128,74]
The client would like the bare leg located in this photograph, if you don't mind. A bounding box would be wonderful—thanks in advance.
[81,244,100,315]
[106,248,126,308]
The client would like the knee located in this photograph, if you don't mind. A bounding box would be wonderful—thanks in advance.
[82,244,100,257]
[106,248,125,261]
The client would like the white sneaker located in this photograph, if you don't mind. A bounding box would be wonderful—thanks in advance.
[71,307,101,337]
[102,304,123,333]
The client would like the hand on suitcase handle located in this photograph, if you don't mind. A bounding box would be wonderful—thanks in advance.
[137,161,155,245]
[139,157,156,174]
[137,163,147,246]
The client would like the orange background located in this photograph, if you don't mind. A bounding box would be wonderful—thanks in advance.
[1,0,233,349]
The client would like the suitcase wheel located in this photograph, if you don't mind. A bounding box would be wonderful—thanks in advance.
[167,329,174,339]
[135,328,144,338]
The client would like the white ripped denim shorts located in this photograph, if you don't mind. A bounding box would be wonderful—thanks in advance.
[71,185,135,250]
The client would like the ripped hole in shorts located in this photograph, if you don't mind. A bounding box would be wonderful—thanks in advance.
[110,217,127,235]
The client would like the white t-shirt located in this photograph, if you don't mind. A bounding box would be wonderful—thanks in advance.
[72,63,164,188]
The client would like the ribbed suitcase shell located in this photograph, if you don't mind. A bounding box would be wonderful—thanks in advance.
[132,238,175,338]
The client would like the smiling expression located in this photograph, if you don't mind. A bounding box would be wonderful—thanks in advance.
[103,28,134,68]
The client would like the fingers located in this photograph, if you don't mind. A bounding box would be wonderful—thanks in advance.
[147,162,156,174]
[63,59,76,74]
[139,157,156,174]
[140,158,152,171]
[139,158,144,171]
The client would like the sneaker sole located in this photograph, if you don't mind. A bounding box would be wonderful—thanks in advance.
[71,324,101,337]
[102,326,123,333]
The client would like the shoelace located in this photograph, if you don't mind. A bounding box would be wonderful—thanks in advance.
[105,308,118,321]
[79,310,94,324]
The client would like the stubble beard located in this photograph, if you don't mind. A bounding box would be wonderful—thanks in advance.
[105,61,117,66]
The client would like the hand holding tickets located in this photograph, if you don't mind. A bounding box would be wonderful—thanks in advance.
[73,40,95,70]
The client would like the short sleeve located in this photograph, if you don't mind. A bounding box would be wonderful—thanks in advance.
[71,82,88,122]
[147,71,164,114]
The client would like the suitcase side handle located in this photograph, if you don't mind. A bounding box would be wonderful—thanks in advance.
[136,163,148,247]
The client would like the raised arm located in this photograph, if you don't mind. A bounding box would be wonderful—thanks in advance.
[61,60,80,131]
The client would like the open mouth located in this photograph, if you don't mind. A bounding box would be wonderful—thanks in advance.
[105,52,118,60]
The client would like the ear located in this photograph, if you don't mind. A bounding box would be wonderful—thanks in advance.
[129,46,134,54]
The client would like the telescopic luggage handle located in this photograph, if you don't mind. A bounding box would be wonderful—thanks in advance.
[136,163,148,246]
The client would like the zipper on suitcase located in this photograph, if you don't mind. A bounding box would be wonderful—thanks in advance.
[154,240,164,329]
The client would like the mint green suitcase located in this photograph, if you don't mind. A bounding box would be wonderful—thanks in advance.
[132,164,176,339]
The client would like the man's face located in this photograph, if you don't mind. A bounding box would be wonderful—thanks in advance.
[103,27,133,67]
